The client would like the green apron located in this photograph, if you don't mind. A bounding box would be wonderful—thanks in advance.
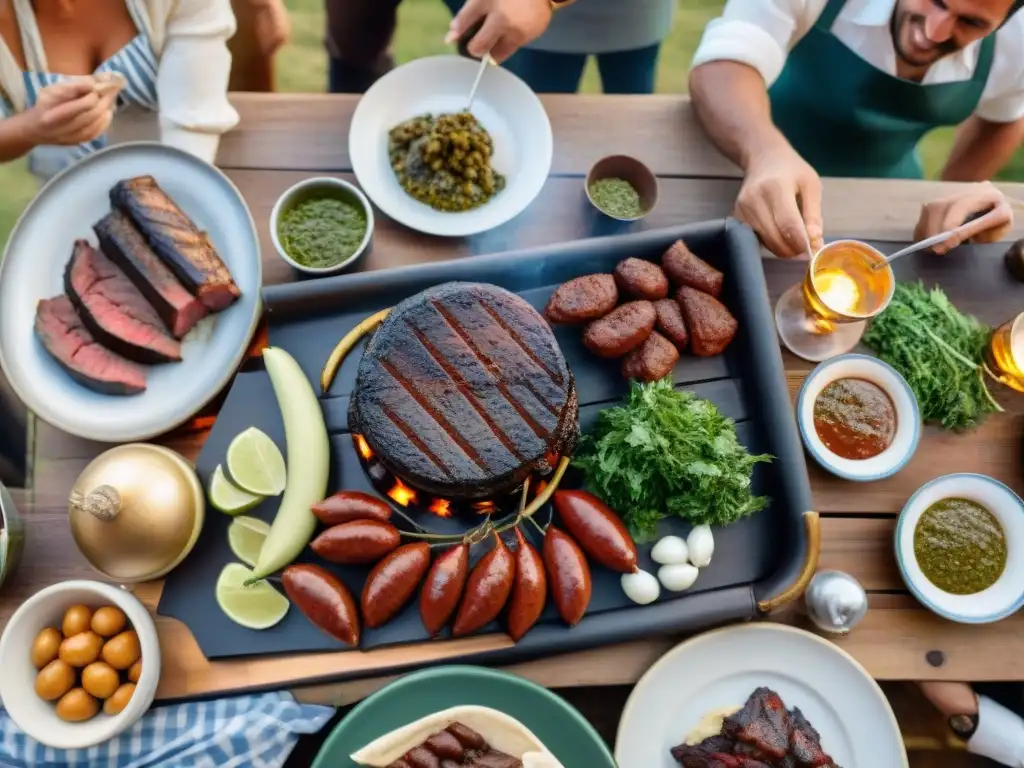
[768,0,996,178]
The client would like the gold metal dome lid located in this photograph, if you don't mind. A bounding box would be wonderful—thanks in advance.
[68,444,205,583]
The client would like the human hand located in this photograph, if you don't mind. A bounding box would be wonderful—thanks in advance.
[914,181,1014,255]
[446,0,553,63]
[28,81,116,146]
[250,0,291,56]
[734,144,823,259]
[918,682,978,717]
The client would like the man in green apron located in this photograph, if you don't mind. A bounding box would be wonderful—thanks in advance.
[688,0,1024,257]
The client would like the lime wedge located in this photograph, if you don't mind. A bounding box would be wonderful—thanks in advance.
[209,464,264,515]
[226,427,286,496]
[228,516,271,567]
[215,563,289,630]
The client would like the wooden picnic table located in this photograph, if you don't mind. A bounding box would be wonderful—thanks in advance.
[4,94,1024,732]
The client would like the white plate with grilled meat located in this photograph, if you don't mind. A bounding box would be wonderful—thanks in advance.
[349,55,552,237]
[615,624,908,768]
[0,142,262,443]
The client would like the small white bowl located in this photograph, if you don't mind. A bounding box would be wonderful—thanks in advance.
[270,177,374,276]
[0,581,160,750]
[796,354,920,482]
[896,473,1024,624]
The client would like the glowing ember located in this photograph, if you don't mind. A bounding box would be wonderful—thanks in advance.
[533,479,548,496]
[472,500,498,515]
[388,478,418,507]
[355,434,373,460]
[429,498,452,517]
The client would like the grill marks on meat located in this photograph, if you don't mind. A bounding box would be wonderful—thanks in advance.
[110,176,240,311]
[94,210,207,338]
[35,296,147,395]
[672,689,840,768]
[64,240,182,364]
[351,283,578,499]
[385,721,523,768]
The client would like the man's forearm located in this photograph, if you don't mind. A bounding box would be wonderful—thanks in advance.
[688,60,792,171]
[942,115,1024,182]
[0,112,37,163]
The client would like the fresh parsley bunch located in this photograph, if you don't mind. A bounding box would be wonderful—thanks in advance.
[573,379,772,542]
[862,282,1000,431]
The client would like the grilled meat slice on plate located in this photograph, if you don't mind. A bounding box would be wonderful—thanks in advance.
[110,176,240,311]
[64,240,182,364]
[788,708,839,767]
[350,282,579,500]
[35,295,147,395]
[94,210,207,338]
[723,688,790,761]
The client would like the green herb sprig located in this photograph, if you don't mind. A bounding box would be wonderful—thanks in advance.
[861,281,1002,431]
[572,379,772,542]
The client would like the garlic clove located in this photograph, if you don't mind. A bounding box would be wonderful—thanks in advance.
[686,525,714,568]
[651,535,689,565]
[658,563,699,592]
[621,569,661,605]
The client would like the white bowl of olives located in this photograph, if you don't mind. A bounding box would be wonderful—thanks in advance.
[0,580,159,749]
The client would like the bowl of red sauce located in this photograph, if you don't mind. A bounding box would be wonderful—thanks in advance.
[796,354,920,482]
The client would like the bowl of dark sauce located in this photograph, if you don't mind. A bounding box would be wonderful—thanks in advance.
[896,473,1024,623]
[796,353,920,482]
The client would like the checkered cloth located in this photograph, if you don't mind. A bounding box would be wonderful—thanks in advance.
[0,692,334,768]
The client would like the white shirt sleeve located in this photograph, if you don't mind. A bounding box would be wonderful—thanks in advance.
[974,16,1024,123]
[690,0,815,87]
[967,695,1024,767]
[157,0,240,164]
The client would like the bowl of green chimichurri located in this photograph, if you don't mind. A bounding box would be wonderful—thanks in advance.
[896,473,1024,624]
[270,177,373,276]
[585,155,659,222]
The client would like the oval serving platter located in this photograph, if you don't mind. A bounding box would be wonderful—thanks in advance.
[0,142,262,443]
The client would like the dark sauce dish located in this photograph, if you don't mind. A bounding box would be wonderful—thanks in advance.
[796,354,920,482]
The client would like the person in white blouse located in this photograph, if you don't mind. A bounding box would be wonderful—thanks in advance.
[922,682,1024,767]
[0,0,241,183]
[687,0,1024,257]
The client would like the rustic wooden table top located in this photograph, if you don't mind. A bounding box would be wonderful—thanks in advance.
[7,94,1024,712]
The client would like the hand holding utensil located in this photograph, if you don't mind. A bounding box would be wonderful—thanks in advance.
[874,206,1012,270]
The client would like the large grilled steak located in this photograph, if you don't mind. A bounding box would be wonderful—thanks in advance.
[110,176,241,311]
[35,296,146,396]
[94,210,207,338]
[349,282,579,500]
[64,240,182,364]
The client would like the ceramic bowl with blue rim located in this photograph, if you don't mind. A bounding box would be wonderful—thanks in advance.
[796,354,920,482]
[895,473,1024,624]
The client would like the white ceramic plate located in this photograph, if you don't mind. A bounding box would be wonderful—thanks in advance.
[349,55,553,237]
[896,473,1024,623]
[614,624,907,768]
[797,354,920,482]
[0,142,262,443]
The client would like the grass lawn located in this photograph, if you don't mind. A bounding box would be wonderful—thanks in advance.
[0,0,1021,252]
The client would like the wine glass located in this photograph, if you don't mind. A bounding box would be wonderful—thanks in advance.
[775,240,895,362]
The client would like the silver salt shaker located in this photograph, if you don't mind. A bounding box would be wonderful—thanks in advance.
[804,570,867,634]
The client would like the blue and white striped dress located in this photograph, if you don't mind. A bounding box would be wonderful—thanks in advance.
[1,0,159,180]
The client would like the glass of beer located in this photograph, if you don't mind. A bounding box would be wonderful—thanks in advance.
[775,240,895,362]
[987,313,1024,393]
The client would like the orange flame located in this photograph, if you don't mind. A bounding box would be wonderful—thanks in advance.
[472,500,497,515]
[387,477,418,507]
[429,498,453,517]
[534,479,548,496]
[355,434,373,461]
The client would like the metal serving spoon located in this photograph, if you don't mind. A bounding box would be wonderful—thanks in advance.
[872,206,1011,271]
[466,52,496,112]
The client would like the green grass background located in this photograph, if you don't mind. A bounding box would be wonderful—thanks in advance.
[0,0,1021,250]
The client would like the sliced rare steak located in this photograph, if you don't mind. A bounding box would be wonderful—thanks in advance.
[94,210,207,338]
[64,240,182,364]
[35,296,147,396]
[349,282,579,500]
[110,176,240,311]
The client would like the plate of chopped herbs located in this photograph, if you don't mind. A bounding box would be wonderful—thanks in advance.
[348,56,552,237]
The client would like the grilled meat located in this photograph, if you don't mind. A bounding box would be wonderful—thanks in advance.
[95,210,207,338]
[385,721,523,768]
[613,257,669,300]
[724,688,790,760]
[582,300,656,358]
[35,296,146,395]
[654,298,689,350]
[110,176,240,311]
[64,240,182,364]
[678,286,738,357]
[662,240,724,297]
[621,330,679,382]
[350,282,579,500]
[544,274,618,324]
[788,708,838,767]
[671,745,771,768]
